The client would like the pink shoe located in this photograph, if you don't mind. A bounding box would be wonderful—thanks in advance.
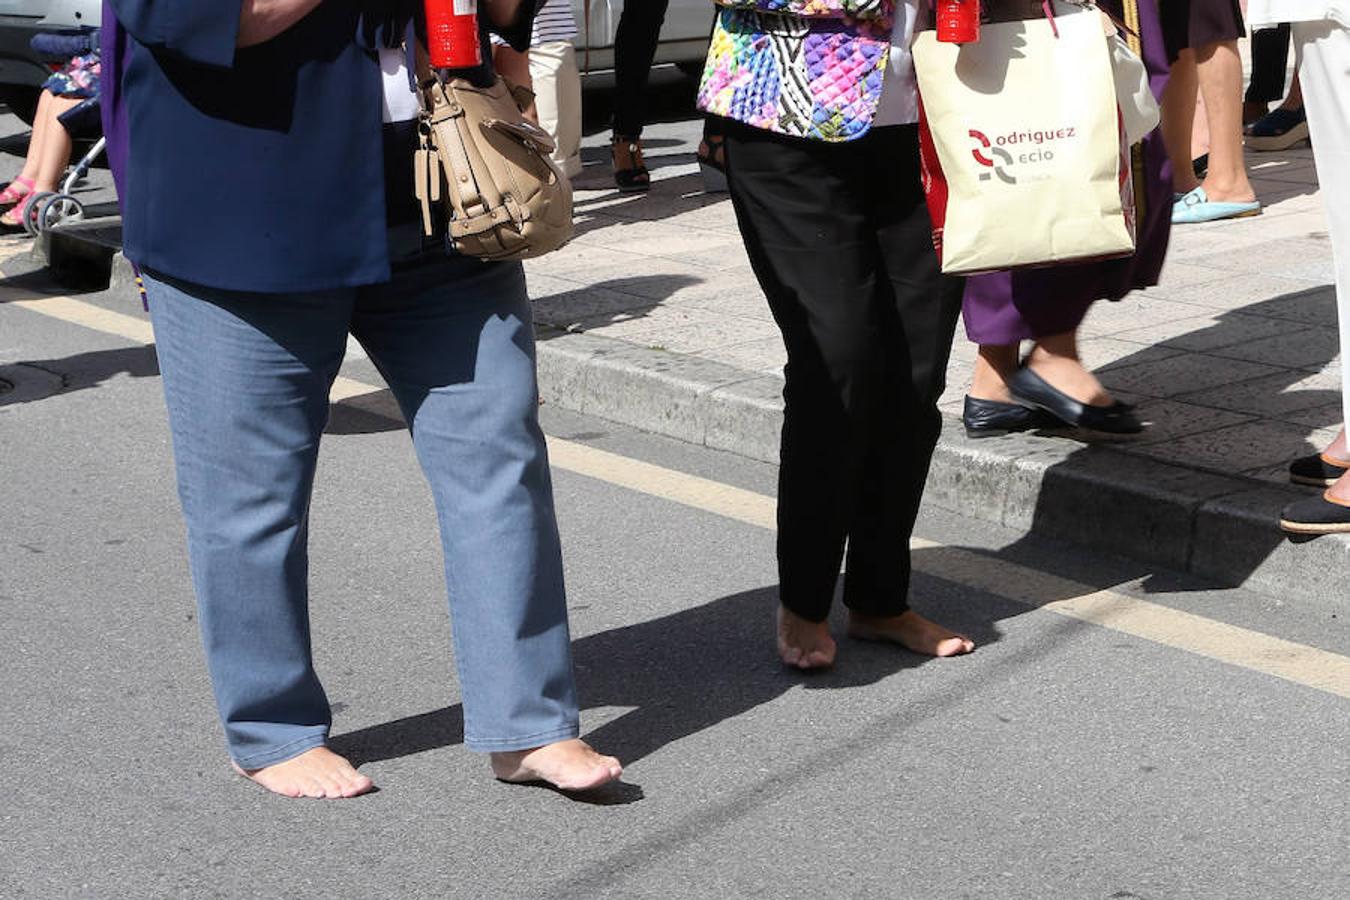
[0,193,37,232]
[0,176,34,206]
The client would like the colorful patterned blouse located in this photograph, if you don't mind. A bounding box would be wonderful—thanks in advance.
[697,0,897,142]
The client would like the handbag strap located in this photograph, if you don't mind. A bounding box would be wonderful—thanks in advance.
[1120,0,1147,220]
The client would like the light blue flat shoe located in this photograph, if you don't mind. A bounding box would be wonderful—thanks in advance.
[1172,186,1261,224]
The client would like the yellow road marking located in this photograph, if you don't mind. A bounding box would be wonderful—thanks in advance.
[912,544,1350,700]
[8,290,1350,700]
[330,376,379,402]
[10,295,381,405]
[12,296,152,343]
[544,439,776,531]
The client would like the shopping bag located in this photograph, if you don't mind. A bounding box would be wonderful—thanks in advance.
[914,1,1137,275]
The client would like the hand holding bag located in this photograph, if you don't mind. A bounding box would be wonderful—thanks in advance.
[914,1,1146,275]
[413,49,573,261]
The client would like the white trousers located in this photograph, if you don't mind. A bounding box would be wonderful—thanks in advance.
[530,40,583,179]
[1294,20,1350,433]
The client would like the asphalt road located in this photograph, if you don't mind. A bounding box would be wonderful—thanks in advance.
[2,236,1348,900]
[2,83,1349,898]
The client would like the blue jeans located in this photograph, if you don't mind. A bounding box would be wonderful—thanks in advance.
[145,252,579,767]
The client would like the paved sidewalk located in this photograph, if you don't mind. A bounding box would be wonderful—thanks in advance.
[524,120,1348,600]
[4,109,1345,601]
[543,126,1335,484]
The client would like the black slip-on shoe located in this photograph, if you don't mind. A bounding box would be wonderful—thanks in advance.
[1008,367,1143,434]
[962,395,1054,439]
[1289,453,1349,487]
[1279,492,1350,535]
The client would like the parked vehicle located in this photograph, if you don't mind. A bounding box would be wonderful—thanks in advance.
[571,0,711,76]
[0,1,708,124]
[0,0,99,123]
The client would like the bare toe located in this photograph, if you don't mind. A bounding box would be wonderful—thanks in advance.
[934,636,972,658]
[848,610,975,658]
[232,747,375,800]
[490,739,623,792]
[777,606,836,670]
[803,648,833,669]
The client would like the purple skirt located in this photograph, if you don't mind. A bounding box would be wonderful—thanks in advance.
[962,0,1173,347]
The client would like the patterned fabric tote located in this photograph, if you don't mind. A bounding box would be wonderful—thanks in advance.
[697,1,895,142]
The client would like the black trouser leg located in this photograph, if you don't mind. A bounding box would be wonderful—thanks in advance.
[1246,24,1292,104]
[724,122,962,623]
[843,131,965,613]
[612,0,671,137]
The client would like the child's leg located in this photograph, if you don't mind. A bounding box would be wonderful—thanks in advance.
[31,95,82,191]
[13,90,56,186]
[3,93,82,226]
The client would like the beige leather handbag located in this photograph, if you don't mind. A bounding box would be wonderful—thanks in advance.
[413,59,573,261]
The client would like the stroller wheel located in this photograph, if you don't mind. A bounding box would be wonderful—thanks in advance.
[21,191,55,236]
[37,193,84,233]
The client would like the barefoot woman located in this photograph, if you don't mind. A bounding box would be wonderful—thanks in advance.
[699,0,974,669]
[103,0,619,797]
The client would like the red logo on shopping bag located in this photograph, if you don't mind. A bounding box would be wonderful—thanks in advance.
[970,130,1016,184]
[970,126,1079,185]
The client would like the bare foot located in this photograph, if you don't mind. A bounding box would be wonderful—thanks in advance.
[777,606,836,670]
[1196,177,1258,204]
[848,610,976,657]
[1324,428,1350,465]
[491,739,622,792]
[231,746,375,799]
[1327,470,1350,505]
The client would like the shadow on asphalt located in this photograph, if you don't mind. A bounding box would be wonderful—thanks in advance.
[329,583,1012,786]
[0,266,81,301]
[326,388,405,434]
[0,344,159,407]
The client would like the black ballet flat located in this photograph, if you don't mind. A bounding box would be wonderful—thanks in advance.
[1289,453,1348,487]
[961,395,1055,439]
[1008,367,1143,435]
[1279,492,1350,535]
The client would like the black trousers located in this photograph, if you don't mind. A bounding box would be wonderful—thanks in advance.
[724,121,964,623]
[1246,23,1292,104]
[612,0,671,137]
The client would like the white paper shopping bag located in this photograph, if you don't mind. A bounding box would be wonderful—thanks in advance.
[913,1,1136,275]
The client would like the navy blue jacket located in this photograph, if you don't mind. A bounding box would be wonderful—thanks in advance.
[107,1,531,293]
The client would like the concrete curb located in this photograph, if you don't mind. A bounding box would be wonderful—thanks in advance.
[34,247,1345,602]
[535,325,1350,603]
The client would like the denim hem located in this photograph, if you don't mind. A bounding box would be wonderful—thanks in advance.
[464,722,580,753]
[230,731,329,769]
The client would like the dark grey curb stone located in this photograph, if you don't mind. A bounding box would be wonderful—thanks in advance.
[535,325,1350,604]
[62,265,1348,603]
[29,221,118,290]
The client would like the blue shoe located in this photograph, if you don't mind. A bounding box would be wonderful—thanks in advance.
[1245,107,1309,151]
[1172,186,1261,224]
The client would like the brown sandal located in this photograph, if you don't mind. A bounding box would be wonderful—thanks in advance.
[611,135,650,193]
